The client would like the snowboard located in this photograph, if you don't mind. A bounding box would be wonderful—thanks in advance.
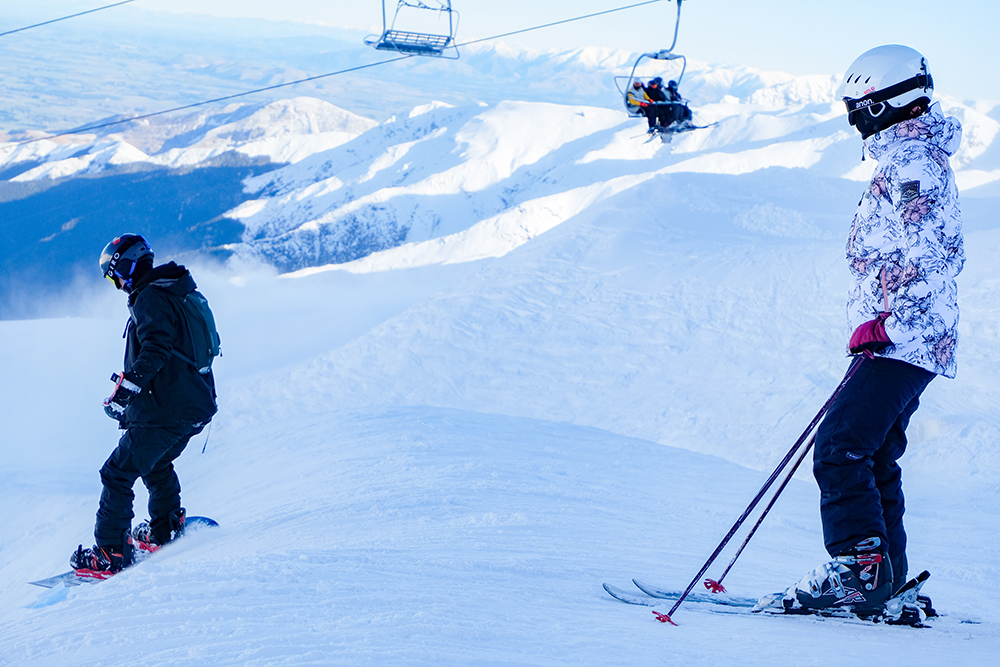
[29,516,219,588]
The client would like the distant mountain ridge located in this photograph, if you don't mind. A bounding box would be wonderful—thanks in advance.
[2,33,999,316]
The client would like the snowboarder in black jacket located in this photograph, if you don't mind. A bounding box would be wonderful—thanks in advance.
[71,234,218,574]
[644,77,672,129]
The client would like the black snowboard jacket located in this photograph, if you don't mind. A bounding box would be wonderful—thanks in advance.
[120,262,218,428]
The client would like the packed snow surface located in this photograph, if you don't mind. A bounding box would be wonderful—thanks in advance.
[3,180,999,665]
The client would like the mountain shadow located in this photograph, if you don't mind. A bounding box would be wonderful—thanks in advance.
[0,161,279,319]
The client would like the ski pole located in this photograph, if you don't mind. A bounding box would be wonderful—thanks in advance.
[660,355,865,623]
[704,430,817,593]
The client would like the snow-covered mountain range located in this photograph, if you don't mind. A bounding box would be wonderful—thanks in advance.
[3,51,998,309]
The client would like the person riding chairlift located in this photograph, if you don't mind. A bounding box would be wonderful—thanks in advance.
[644,77,674,129]
[627,80,659,130]
[665,80,692,127]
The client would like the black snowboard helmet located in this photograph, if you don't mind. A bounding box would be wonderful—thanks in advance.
[100,233,153,293]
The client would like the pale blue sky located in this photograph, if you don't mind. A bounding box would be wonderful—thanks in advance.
[26,1,1000,101]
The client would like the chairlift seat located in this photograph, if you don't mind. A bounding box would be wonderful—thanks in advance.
[370,29,453,56]
[365,1,460,58]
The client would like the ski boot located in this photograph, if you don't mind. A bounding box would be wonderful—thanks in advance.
[755,537,893,616]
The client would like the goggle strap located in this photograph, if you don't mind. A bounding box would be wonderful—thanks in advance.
[844,73,933,113]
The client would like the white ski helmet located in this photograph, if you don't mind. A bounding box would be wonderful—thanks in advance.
[839,45,933,138]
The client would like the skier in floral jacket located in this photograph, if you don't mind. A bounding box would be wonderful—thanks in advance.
[758,45,964,618]
[847,102,964,378]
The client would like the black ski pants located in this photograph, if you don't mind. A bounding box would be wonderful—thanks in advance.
[813,355,934,586]
[641,105,660,129]
[95,423,204,549]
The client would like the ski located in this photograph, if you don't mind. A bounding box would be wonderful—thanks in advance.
[632,579,757,607]
[602,583,661,607]
[603,582,750,620]
[603,571,939,628]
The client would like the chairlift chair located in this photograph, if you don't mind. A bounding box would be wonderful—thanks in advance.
[615,50,688,119]
[365,0,460,59]
[615,0,697,135]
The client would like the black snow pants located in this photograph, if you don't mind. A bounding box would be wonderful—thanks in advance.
[813,355,934,590]
[95,423,204,549]
[642,105,660,129]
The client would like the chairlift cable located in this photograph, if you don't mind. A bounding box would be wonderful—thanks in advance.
[0,1,139,39]
[454,0,664,49]
[4,0,669,149]
[4,55,416,148]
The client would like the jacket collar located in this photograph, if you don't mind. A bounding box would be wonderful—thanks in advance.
[864,101,962,162]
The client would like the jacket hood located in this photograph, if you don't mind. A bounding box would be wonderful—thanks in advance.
[865,102,962,161]
[128,262,196,304]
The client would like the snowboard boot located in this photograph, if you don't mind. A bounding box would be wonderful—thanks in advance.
[755,537,893,616]
[133,507,186,553]
[70,534,133,575]
[131,521,160,553]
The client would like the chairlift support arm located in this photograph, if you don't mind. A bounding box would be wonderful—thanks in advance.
[665,0,684,55]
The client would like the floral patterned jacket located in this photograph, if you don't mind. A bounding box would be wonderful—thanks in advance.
[846,102,965,378]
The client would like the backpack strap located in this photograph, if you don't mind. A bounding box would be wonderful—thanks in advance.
[170,347,200,368]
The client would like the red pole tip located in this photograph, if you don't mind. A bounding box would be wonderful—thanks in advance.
[703,578,726,594]
[652,611,678,626]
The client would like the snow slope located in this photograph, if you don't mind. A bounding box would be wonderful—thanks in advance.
[2,171,999,665]
[222,89,1000,272]
[3,406,996,666]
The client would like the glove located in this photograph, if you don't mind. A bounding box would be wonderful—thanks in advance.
[639,102,648,108]
[103,372,140,420]
[848,312,893,356]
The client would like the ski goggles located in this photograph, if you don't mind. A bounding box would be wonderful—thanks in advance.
[102,261,121,285]
[843,73,933,126]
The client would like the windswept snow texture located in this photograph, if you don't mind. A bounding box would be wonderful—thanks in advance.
[2,20,1000,667]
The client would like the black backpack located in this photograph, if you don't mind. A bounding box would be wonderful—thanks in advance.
[171,290,221,374]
